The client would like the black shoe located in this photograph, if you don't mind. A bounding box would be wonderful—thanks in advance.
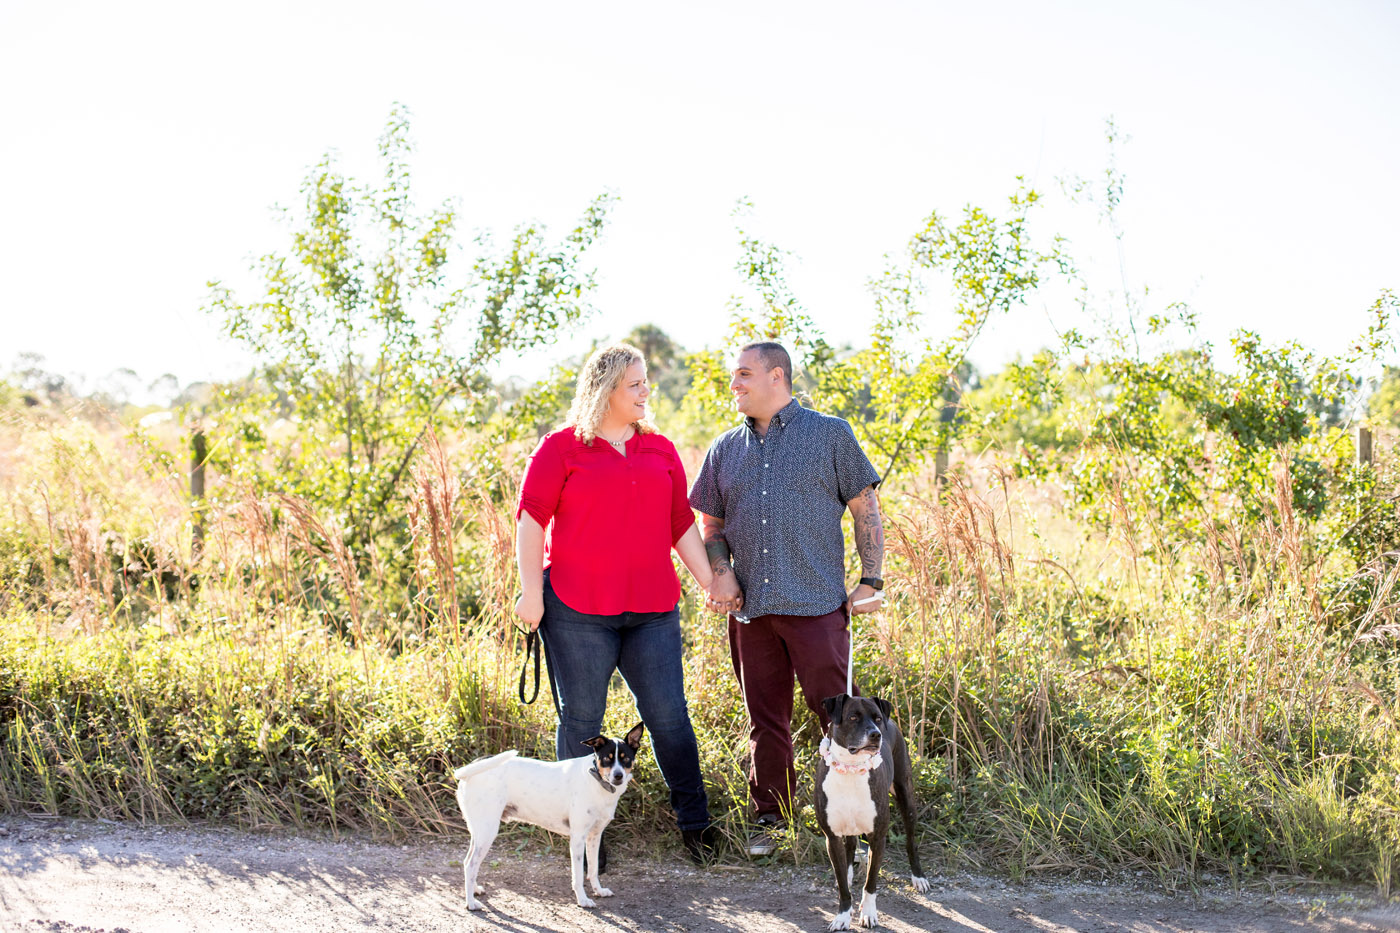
[681,825,722,865]
[585,834,608,876]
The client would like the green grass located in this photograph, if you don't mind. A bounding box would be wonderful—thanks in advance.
[1,576,1394,885]
[1,411,1397,889]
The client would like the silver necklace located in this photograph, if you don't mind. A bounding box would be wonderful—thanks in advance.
[601,427,632,449]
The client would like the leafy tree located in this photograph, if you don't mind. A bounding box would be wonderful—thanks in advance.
[824,182,1068,481]
[963,350,1078,450]
[205,106,613,554]
[672,199,835,446]
[681,187,1068,480]
[624,324,690,408]
[1367,366,1400,428]
[11,352,70,403]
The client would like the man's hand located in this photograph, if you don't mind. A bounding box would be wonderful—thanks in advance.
[847,485,884,617]
[706,572,745,616]
[515,592,545,631]
[846,583,882,616]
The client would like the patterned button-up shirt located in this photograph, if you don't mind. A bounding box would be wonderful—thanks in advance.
[689,399,881,618]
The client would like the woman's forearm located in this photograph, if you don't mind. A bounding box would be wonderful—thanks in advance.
[673,521,713,590]
[516,513,546,597]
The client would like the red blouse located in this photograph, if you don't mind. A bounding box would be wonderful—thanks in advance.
[516,428,696,615]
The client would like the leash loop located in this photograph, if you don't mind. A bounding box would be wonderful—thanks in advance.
[518,628,541,705]
[846,592,882,698]
[847,612,854,698]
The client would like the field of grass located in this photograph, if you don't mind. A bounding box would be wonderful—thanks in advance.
[1,404,1397,894]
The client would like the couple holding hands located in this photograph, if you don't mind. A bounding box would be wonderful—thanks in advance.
[513,340,887,864]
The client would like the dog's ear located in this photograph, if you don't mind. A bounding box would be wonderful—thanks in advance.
[822,694,848,721]
[581,735,608,750]
[624,721,646,750]
[873,698,893,719]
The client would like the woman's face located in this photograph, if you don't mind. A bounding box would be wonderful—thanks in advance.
[608,360,649,422]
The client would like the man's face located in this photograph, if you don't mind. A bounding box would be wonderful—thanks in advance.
[729,348,783,417]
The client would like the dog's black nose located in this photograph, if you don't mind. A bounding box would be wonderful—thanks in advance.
[868,731,882,745]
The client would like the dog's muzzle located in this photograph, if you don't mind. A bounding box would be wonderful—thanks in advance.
[846,730,882,755]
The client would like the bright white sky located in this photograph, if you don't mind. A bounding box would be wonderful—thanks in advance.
[2,0,1397,400]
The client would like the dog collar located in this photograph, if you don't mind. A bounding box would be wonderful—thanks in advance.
[588,764,618,794]
[819,737,883,775]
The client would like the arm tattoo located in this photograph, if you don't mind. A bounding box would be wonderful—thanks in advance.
[852,485,884,578]
[702,522,733,577]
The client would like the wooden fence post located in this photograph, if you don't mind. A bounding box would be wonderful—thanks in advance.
[191,426,207,562]
[934,402,957,489]
[1357,426,1373,466]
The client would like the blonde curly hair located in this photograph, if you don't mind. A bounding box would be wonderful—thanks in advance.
[566,343,657,444]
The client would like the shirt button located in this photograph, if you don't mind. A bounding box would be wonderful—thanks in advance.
[762,519,767,524]
[764,463,769,468]
[761,490,766,496]
[763,549,768,553]
[764,578,769,583]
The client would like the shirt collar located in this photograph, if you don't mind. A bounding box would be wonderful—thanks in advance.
[745,398,803,433]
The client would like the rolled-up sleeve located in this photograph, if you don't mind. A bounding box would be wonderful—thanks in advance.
[688,441,725,519]
[833,420,881,504]
[516,434,566,528]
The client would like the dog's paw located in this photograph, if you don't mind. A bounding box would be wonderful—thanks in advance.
[592,885,613,898]
[910,874,931,894]
[576,896,597,909]
[857,891,879,928]
[465,897,483,912]
[827,909,852,931]
[473,884,485,895]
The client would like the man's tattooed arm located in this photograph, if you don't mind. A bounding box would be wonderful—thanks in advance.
[700,512,734,576]
[699,511,743,614]
[848,485,884,578]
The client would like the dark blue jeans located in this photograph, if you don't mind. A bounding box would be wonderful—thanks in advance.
[538,572,710,831]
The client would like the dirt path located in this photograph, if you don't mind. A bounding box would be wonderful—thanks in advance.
[0,814,1395,933]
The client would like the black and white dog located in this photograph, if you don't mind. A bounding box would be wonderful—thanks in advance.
[453,723,645,910]
[815,695,930,930]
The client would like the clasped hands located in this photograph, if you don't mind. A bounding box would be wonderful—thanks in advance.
[701,574,884,617]
[703,570,744,616]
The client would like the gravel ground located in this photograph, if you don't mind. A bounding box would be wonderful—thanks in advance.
[1,814,1397,932]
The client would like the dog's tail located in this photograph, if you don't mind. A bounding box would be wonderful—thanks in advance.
[453,750,518,782]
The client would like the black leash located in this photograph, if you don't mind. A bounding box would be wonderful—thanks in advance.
[518,628,541,705]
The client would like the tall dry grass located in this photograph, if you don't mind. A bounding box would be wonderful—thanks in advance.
[0,410,1397,886]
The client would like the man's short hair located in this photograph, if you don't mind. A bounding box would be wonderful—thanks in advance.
[740,341,792,388]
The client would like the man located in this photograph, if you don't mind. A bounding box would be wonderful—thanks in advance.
[689,341,886,857]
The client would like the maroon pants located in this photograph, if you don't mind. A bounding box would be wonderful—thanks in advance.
[728,606,858,820]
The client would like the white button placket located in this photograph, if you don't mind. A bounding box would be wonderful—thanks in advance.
[761,426,773,599]
[763,452,770,559]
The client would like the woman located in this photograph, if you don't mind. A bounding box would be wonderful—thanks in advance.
[514,343,720,865]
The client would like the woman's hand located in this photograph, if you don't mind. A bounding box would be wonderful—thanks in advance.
[515,592,545,631]
[706,571,744,616]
